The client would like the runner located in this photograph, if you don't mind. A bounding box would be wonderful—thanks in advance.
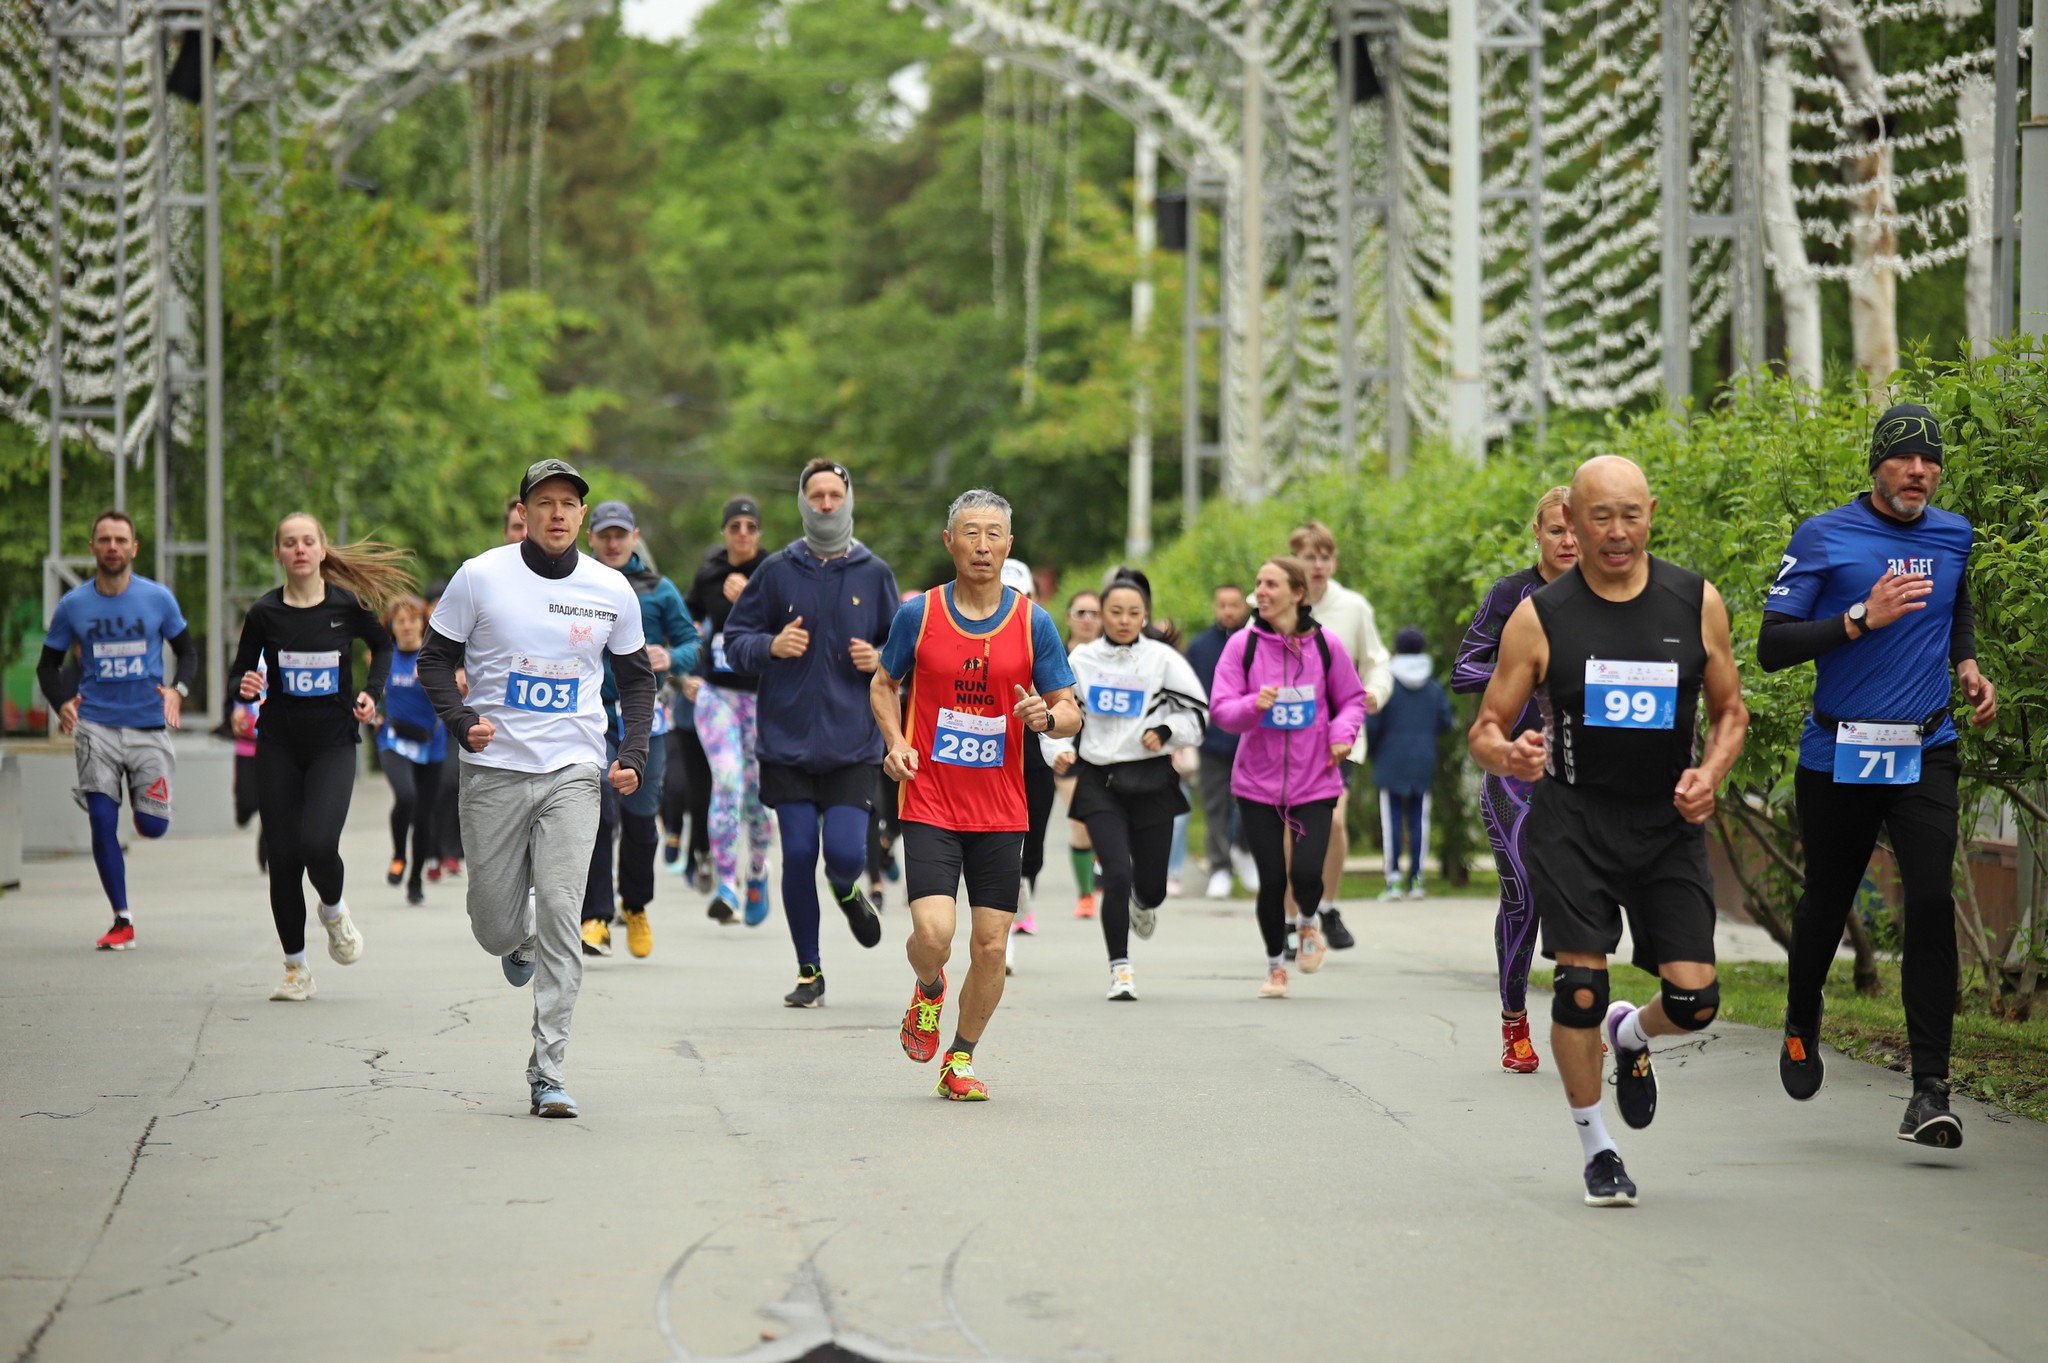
[422,579,465,885]
[1060,588,1103,918]
[377,595,448,906]
[227,663,266,872]
[1003,559,1053,960]
[1185,584,1256,900]
[871,489,1080,1100]
[416,459,654,1118]
[227,513,410,1001]
[1451,484,1578,1074]
[579,501,697,959]
[725,459,897,1006]
[1041,573,1208,1000]
[1468,455,1747,1207]
[1760,403,1996,1147]
[503,496,527,545]
[1367,627,1456,900]
[1208,556,1368,998]
[36,509,198,950]
[687,496,775,925]
[1286,522,1391,953]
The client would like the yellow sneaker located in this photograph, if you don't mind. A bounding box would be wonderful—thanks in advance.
[622,907,653,959]
[580,919,612,957]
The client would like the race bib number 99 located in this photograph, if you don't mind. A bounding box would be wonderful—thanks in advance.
[1087,672,1147,717]
[505,657,578,714]
[1833,722,1922,786]
[92,639,149,680]
[931,708,1006,768]
[279,650,341,697]
[1584,660,1677,730]
[1262,686,1317,731]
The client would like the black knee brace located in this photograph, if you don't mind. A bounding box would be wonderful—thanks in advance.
[1660,978,1719,1031]
[1551,965,1609,1029]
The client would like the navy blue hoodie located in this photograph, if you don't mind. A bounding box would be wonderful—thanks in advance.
[723,539,900,772]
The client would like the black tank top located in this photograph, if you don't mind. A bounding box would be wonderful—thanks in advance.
[1531,556,1707,799]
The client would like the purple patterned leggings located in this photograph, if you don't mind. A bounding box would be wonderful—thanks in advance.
[1481,772,1538,1015]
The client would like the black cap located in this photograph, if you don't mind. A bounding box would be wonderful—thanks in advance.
[1394,626,1427,655]
[520,458,590,501]
[589,500,636,533]
[721,496,761,527]
[1870,403,1943,472]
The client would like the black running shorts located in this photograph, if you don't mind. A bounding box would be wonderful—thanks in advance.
[1526,779,1718,973]
[758,761,881,812]
[902,821,1026,912]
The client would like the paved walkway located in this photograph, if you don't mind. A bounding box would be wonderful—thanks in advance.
[3,789,2044,1363]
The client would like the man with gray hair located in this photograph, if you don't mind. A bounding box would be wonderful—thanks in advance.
[871,489,1082,1100]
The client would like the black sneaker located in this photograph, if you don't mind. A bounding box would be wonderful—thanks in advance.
[1605,1002,1658,1130]
[1780,1016,1825,1101]
[1582,1149,1638,1207]
[1898,1078,1963,1148]
[784,966,825,1008]
[1322,909,1356,950]
[406,887,426,907]
[837,885,883,948]
[706,893,736,924]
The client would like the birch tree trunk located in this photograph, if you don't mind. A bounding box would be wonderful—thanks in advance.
[1958,75,1997,355]
[1762,49,1824,385]
[1820,11,1899,390]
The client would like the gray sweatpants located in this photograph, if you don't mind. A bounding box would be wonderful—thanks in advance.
[459,762,602,1089]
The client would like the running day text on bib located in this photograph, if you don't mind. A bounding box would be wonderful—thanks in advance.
[505,656,578,713]
[1832,721,1923,785]
[1262,685,1317,730]
[92,639,149,680]
[1583,659,1677,730]
[1087,671,1146,717]
[279,650,341,697]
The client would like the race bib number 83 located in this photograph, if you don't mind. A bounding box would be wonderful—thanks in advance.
[1262,686,1317,731]
[506,657,578,714]
[932,708,1006,768]
[1584,660,1677,730]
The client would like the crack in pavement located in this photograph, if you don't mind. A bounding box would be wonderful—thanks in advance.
[1286,1056,1410,1128]
[17,1108,95,1120]
[92,1207,297,1307]
[163,1084,371,1120]
[10,1116,156,1363]
[433,995,490,1038]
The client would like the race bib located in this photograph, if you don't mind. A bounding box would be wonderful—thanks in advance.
[1833,721,1922,786]
[1584,659,1677,730]
[387,734,427,764]
[505,657,578,714]
[931,707,1006,768]
[616,701,671,740]
[710,632,731,673]
[279,650,341,697]
[1087,671,1147,717]
[1262,686,1316,730]
[92,639,149,680]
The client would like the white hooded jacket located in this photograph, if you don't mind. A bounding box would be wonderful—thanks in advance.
[1041,635,1208,768]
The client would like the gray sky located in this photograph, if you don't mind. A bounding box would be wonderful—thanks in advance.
[619,0,716,41]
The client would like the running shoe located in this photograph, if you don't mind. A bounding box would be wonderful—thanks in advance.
[1605,1000,1658,1130]
[1501,1016,1540,1074]
[1780,1015,1825,1101]
[425,858,442,883]
[407,887,425,907]
[1898,1078,1963,1148]
[270,963,315,1001]
[502,936,537,988]
[321,903,364,965]
[1377,877,1404,903]
[744,875,772,927]
[1004,928,1017,976]
[900,973,946,1063]
[693,863,715,895]
[1013,911,1037,935]
[1259,965,1289,998]
[1322,908,1356,950]
[1297,923,1327,974]
[1165,875,1183,899]
[529,1082,578,1119]
[1206,869,1233,900]
[1074,893,1096,919]
[1284,931,1298,963]
[1582,1149,1638,1207]
[663,835,682,866]
[1131,902,1158,940]
[933,1050,988,1101]
[1231,847,1260,893]
[96,919,136,951]
[870,882,887,912]
[836,885,882,948]
[707,885,739,924]
[1107,963,1137,1001]
[442,857,463,877]
[623,907,653,958]
[883,851,900,882]
[1407,878,1427,901]
[581,919,613,957]
[784,965,826,1008]
[666,856,687,878]
[386,858,405,886]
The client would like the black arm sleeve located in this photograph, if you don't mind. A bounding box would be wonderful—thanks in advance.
[166,628,199,691]
[354,604,394,702]
[37,645,73,708]
[1951,576,1977,665]
[612,647,657,775]
[417,626,481,752]
[1756,611,1855,673]
[224,604,266,715]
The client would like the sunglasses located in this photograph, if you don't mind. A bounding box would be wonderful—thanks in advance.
[725,520,760,533]
[1070,608,1100,618]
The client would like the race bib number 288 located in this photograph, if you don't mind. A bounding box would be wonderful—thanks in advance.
[931,708,1006,767]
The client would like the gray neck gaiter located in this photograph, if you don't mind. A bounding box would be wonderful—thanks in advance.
[802,490,854,558]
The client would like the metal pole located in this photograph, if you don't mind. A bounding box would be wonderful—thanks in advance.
[1448,0,1484,457]
[1386,31,1409,471]
[112,0,130,513]
[46,2,65,613]
[202,0,226,717]
[1661,0,1692,409]
[1526,0,1548,438]
[1992,0,2019,335]
[1242,0,1266,499]
[1729,0,1767,367]
[1129,131,1156,560]
[2019,0,2048,328]
[151,16,171,588]
[1184,183,1202,530]
[1335,11,1358,463]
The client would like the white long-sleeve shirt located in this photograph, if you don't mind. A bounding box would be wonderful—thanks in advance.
[1311,580,1393,761]
[1041,635,1208,768]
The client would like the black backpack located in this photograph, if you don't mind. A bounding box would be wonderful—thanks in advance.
[1240,626,1332,681]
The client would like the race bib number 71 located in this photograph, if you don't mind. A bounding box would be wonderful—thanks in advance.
[1833,722,1921,785]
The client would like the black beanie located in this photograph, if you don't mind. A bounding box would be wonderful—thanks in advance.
[1870,403,1943,473]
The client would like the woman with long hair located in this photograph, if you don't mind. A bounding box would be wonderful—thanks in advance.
[377,594,447,906]
[686,496,775,925]
[227,513,410,1001]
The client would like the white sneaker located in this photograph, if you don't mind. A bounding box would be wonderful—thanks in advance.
[270,963,316,1001]
[1231,847,1261,892]
[1377,878,1404,903]
[1407,880,1427,901]
[1131,902,1158,940]
[321,903,363,965]
[1005,925,1018,976]
[1206,869,1233,900]
[1165,875,1183,898]
[1018,879,1034,920]
[1107,963,1137,1000]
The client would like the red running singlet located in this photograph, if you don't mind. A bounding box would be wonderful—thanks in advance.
[899,586,1038,832]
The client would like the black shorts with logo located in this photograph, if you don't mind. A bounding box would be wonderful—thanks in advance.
[1527,779,1718,974]
[902,821,1026,912]
[758,761,881,812]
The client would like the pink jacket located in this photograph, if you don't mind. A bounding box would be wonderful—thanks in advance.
[1211,616,1368,809]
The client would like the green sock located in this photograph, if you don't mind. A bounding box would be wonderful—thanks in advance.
[1071,849,1095,896]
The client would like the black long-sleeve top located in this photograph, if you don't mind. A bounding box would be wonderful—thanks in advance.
[226,584,392,750]
[1757,576,1977,673]
[38,629,198,714]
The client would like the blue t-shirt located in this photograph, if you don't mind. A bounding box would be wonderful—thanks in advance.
[377,650,448,765]
[45,575,188,729]
[1769,497,1973,770]
[881,586,1077,695]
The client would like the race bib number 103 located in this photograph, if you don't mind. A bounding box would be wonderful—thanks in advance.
[505,657,578,714]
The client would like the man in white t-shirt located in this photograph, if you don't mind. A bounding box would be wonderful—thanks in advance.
[1289,521,1393,951]
[419,459,655,1119]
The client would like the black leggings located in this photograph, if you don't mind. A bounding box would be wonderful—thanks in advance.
[1240,798,1336,960]
[660,728,690,843]
[1083,803,1173,962]
[382,755,441,891]
[676,721,712,863]
[434,747,464,861]
[1022,754,1057,889]
[256,741,358,955]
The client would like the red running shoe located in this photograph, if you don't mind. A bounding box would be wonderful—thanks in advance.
[425,859,443,884]
[933,1050,989,1101]
[96,920,136,951]
[441,857,463,877]
[1501,1015,1541,1073]
[1074,893,1096,919]
[900,972,946,1063]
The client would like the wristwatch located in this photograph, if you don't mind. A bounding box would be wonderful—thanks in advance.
[1845,602,1868,636]
[171,681,190,698]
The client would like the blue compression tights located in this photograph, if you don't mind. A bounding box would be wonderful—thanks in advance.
[85,793,167,913]
[775,802,872,968]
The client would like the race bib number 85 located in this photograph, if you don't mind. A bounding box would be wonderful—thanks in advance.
[932,708,1006,768]
[279,650,341,697]
[506,657,578,714]
[1087,672,1147,717]
[1584,660,1677,730]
